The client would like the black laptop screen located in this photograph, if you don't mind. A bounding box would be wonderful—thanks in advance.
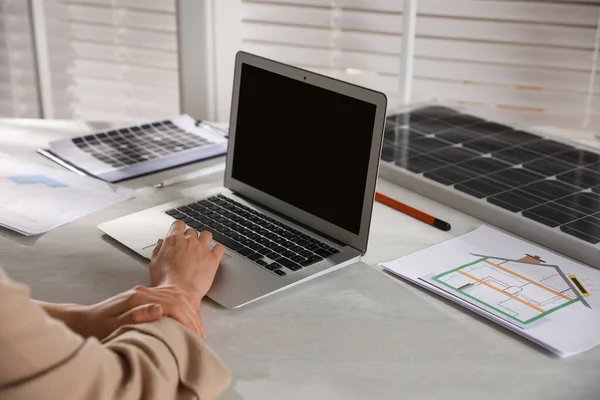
[231,63,377,235]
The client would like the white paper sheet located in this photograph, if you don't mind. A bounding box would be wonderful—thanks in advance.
[380,226,600,357]
[0,153,133,235]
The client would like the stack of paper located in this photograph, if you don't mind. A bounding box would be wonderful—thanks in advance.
[381,226,600,357]
[0,153,133,235]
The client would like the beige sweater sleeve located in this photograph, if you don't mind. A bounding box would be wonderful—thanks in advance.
[0,268,231,400]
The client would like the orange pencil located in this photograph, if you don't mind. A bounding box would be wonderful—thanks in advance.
[375,192,451,231]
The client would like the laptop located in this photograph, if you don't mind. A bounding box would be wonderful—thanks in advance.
[99,51,387,308]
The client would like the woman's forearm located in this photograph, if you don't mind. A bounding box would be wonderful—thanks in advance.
[3,270,230,400]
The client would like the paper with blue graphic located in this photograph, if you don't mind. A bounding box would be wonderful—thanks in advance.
[8,175,68,188]
[0,153,132,235]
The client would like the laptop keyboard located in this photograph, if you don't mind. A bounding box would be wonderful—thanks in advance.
[165,195,340,276]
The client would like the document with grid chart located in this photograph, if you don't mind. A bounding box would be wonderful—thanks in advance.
[40,115,228,182]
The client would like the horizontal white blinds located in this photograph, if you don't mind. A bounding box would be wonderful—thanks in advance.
[0,0,40,118]
[240,0,600,131]
[45,0,179,121]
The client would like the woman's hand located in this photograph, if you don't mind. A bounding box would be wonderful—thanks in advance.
[38,220,224,341]
[37,284,205,340]
[150,220,225,305]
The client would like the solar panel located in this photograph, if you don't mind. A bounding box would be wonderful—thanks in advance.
[40,115,228,182]
[379,105,600,269]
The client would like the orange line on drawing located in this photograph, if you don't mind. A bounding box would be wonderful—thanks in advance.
[483,260,571,301]
[457,270,545,313]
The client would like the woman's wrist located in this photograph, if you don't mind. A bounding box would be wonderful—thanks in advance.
[154,277,202,305]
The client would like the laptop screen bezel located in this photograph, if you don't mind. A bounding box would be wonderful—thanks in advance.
[224,51,387,253]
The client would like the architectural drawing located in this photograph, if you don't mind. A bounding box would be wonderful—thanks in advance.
[428,253,592,326]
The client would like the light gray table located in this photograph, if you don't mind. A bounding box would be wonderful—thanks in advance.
[1,119,598,400]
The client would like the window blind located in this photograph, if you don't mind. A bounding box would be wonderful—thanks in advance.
[235,0,600,131]
[41,0,179,121]
[0,0,40,118]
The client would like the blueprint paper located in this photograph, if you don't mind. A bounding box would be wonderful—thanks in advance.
[381,226,600,357]
[0,153,133,235]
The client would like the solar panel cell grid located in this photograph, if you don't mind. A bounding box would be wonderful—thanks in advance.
[382,105,600,249]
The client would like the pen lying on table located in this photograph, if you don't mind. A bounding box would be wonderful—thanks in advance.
[375,192,451,232]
